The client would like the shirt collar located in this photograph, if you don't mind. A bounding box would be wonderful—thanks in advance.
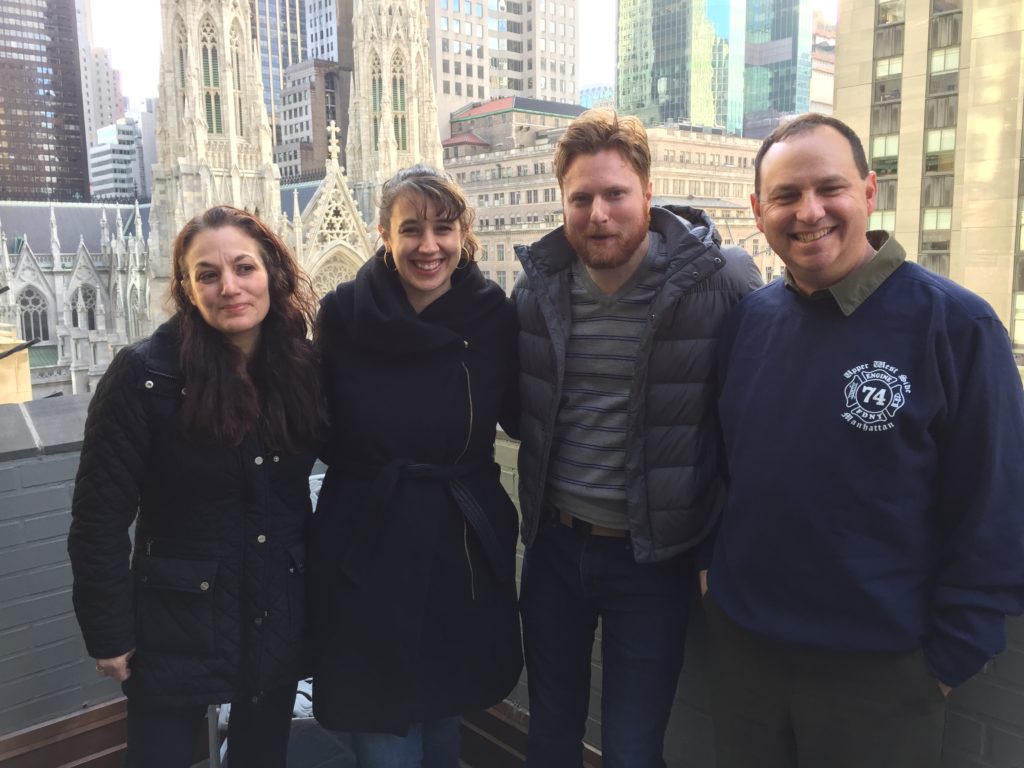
[783,231,905,315]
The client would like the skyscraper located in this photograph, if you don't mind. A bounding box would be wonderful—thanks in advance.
[305,0,353,67]
[834,0,1024,349]
[299,0,353,168]
[424,0,580,139]
[616,0,744,134]
[743,0,814,138]
[0,0,90,201]
[250,0,307,140]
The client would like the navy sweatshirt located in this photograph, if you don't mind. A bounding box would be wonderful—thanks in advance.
[710,234,1024,687]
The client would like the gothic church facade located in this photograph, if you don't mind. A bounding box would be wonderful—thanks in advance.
[3,0,442,398]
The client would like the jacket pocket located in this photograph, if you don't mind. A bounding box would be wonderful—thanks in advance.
[135,556,219,657]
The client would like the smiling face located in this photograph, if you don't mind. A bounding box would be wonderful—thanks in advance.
[380,193,464,313]
[752,125,878,294]
[562,148,652,279]
[182,226,270,356]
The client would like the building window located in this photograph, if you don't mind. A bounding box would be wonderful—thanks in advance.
[371,55,383,145]
[231,26,243,135]
[176,23,187,89]
[877,0,904,25]
[871,134,899,176]
[392,54,408,151]
[922,207,952,230]
[924,128,956,173]
[71,286,98,331]
[128,286,143,340]
[875,56,902,78]
[200,19,223,134]
[18,286,49,342]
[868,211,896,231]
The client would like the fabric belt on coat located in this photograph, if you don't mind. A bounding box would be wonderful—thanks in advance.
[336,458,511,586]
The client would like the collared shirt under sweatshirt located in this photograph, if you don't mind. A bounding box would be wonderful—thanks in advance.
[711,231,1024,687]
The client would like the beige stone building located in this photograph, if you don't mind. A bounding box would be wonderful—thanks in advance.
[834,0,1024,351]
[444,100,768,294]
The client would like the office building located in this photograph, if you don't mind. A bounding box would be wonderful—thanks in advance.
[617,0,745,134]
[0,0,90,201]
[743,0,815,138]
[88,118,146,201]
[835,0,1024,348]
[301,0,353,166]
[250,0,307,140]
[443,97,768,294]
[616,0,836,138]
[305,0,353,65]
[809,11,836,114]
[424,0,580,138]
[74,0,125,147]
[274,58,347,179]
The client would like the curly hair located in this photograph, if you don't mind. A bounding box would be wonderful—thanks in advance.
[171,205,327,452]
[377,164,480,262]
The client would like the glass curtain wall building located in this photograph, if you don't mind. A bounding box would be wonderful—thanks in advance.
[616,0,743,134]
[743,0,813,139]
[0,0,89,201]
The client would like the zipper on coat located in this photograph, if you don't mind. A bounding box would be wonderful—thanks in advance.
[455,361,473,465]
[458,359,476,600]
[145,537,153,556]
[463,518,477,601]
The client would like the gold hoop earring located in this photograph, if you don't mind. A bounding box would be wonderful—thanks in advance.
[382,248,397,271]
[456,245,471,269]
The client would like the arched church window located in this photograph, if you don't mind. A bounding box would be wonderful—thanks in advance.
[128,286,143,341]
[201,19,223,133]
[18,286,49,342]
[391,54,408,151]
[311,259,356,298]
[71,285,98,332]
[176,23,187,89]
[371,55,383,146]
[231,25,243,135]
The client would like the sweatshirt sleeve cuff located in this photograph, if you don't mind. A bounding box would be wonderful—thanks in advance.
[921,629,996,688]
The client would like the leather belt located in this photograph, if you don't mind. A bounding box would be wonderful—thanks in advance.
[558,509,629,538]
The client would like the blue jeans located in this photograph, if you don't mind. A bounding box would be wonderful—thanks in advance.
[330,716,461,768]
[521,521,692,768]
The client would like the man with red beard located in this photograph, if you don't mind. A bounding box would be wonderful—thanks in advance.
[512,109,761,767]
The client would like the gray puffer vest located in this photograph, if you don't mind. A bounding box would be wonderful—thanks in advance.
[513,205,762,563]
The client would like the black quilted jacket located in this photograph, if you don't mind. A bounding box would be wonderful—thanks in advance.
[68,319,316,707]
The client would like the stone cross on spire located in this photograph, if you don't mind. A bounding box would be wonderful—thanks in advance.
[327,120,340,167]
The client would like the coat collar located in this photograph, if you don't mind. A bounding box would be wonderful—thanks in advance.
[323,250,508,354]
[142,317,184,379]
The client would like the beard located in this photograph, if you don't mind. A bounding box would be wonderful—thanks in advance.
[565,207,651,271]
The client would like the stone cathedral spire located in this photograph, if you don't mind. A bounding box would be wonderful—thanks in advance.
[346,0,444,218]
[147,0,281,318]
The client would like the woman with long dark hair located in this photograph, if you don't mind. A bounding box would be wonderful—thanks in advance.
[68,205,327,768]
[310,165,523,766]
